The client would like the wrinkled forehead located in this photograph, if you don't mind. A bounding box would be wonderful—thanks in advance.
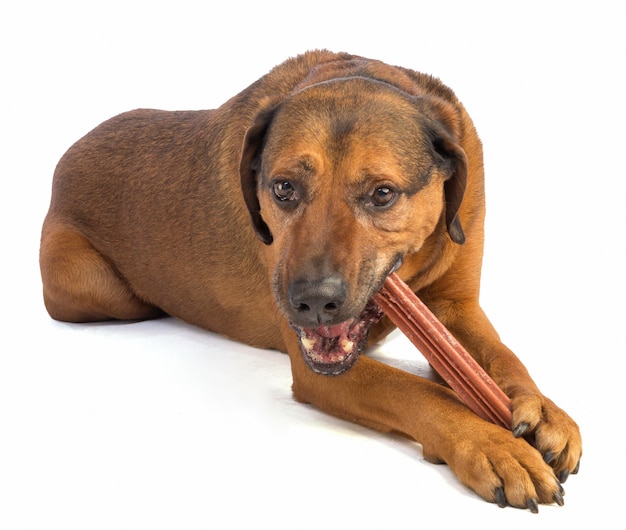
[262,78,434,170]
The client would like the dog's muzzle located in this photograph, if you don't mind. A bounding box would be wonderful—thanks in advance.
[286,258,400,376]
[290,301,383,376]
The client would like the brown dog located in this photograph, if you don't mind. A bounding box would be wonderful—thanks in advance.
[40,50,581,511]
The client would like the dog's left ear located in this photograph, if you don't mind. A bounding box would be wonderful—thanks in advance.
[239,104,278,245]
[429,124,468,245]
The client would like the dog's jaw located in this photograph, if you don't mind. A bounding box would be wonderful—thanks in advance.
[290,302,383,376]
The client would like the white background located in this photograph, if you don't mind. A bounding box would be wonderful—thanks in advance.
[1,1,624,528]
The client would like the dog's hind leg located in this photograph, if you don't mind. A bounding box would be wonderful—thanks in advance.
[39,222,162,323]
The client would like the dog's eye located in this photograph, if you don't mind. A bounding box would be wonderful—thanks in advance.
[273,180,299,203]
[369,186,397,207]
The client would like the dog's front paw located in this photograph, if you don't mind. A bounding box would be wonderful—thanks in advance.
[509,393,582,484]
[423,420,566,512]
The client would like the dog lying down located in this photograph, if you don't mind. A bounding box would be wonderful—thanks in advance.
[40,50,582,512]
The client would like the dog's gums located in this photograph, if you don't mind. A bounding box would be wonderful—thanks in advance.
[291,302,383,376]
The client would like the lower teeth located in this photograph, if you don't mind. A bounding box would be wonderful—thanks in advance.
[300,337,316,351]
[299,336,355,362]
[340,339,354,352]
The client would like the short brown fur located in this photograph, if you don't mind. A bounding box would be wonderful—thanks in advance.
[40,50,581,511]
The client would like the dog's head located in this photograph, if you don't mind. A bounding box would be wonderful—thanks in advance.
[240,77,467,375]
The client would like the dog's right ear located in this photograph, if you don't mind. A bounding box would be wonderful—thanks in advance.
[239,103,278,245]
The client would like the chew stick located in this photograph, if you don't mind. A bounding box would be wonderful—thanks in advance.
[373,273,512,429]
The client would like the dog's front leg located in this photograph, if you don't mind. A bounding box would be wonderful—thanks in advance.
[279,320,565,511]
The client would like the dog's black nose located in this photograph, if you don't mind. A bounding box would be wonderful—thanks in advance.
[288,276,347,326]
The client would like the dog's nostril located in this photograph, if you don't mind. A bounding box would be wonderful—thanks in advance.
[324,302,339,312]
[297,303,311,313]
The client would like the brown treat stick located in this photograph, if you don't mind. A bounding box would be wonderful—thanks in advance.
[373,273,512,429]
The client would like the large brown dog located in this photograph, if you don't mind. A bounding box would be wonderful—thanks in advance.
[40,50,581,511]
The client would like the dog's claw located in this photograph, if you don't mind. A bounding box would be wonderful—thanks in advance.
[512,421,530,438]
[552,490,565,506]
[495,487,507,508]
[542,450,556,464]
[527,498,539,514]
[572,459,581,475]
[558,469,570,483]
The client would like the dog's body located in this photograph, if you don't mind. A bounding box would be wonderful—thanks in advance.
[40,50,581,511]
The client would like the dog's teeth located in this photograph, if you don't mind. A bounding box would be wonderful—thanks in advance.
[340,339,354,353]
[301,337,317,351]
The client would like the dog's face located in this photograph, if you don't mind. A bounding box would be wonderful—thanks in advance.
[241,78,467,375]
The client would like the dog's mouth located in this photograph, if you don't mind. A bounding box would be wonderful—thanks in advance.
[290,302,384,376]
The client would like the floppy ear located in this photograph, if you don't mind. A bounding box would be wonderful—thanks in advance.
[430,126,468,245]
[239,106,277,245]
